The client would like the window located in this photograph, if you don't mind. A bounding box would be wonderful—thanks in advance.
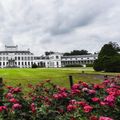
[56,56,59,59]
[18,57,20,60]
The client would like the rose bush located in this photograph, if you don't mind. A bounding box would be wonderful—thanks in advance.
[0,77,120,120]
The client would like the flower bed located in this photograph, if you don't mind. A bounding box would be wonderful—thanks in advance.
[0,77,120,120]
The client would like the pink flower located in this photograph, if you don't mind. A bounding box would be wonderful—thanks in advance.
[92,97,100,102]
[0,106,7,112]
[94,84,104,90]
[5,93,13,99]
[81,82,88,87]
[61,92,67,98]
[9,98,18,103]
[53,94,59,99]
[99,116,113,120]
[83,105,93,113]
[100,101,106,106]
[82,87,88,92]
[59,87,67,92]
[12,103,22,110]
[30,103,36,113]
[67,104,77,112]
[72,84,80,89]
[71,89,80,95]
[89,90,96,95]
[69,99,77,105]
[105,95,115,103]
[77,101,87,107]
[53,92,67,99]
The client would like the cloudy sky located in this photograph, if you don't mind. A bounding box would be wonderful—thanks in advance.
[0,0,120,55]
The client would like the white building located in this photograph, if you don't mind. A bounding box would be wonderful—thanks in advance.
[0,45,98,68]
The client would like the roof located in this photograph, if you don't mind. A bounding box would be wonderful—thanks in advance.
[62,54,98,58]
[0,50,33,54]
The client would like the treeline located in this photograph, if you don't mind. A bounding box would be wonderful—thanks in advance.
[45,50,92,56]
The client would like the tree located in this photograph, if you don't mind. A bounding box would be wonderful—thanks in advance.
[64,50,91,56]
[93,42,120,72]
[45,51,55,56]
[98,42,119,59]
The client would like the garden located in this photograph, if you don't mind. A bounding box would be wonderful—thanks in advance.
[0,75,120,120]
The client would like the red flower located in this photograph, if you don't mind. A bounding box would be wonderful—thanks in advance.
[0,106,7,112]
[92,97,100,102]
[90,116,98,120]
[9,98,18,103]
[94,84,103,90]
[77,101,87,107]
[81,82,88,87]
[83,105,93,113]
[67,104,77,112]
[13,87,21,93]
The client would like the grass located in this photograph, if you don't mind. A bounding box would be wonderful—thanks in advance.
[0,67,119,92]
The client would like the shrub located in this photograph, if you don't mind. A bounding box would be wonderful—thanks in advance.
[0,77,120,120]
[86,64,93,67]
[93,59,103,71]
[32,63,38,68]
[64,64,83,67]
[104,55,120,72]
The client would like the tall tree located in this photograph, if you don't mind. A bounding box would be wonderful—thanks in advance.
[98,42,119,59]
[93,42,120,72]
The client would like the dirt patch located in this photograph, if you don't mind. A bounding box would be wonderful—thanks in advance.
[79,73,114,80]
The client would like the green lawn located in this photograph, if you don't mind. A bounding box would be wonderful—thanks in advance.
[0,67,119,92]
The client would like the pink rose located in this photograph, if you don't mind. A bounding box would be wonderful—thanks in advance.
[67,104,77,112]
[72,84,80,89]
[92,97,100,102]
[12,103,22,110]
[30,103,36,113]
[83,105,93,113]
[100,101,106,106]
[6,93,13,99]
[9,98,18,103]
[89,90,96,95]
[99,116,113,120]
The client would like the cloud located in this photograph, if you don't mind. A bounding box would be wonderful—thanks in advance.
[0,0,120,54]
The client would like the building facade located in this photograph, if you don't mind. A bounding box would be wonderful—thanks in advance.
[0,45,98,68]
